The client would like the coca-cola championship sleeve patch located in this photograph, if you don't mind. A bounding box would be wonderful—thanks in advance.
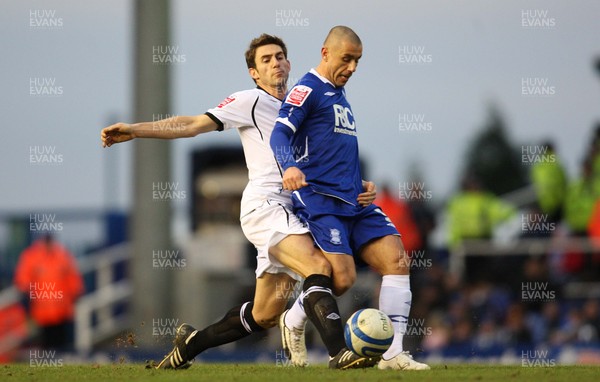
[285,85,312,107]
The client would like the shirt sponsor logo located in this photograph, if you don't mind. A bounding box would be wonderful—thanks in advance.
[333,104,357,136]
[285,85,312,106]
[217,96,236,108]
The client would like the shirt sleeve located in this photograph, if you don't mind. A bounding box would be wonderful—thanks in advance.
[274,84,313,134]
[271,84,314,169]
[205,91,255,131]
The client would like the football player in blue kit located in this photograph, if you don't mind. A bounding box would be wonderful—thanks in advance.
[271,26,430,370]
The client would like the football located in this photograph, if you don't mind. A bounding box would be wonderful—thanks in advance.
[344,308,394,357]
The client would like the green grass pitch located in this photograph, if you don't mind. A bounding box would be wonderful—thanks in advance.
[3,363,600,382]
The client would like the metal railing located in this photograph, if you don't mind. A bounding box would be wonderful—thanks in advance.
[75,243,132,354]
[0,286,25,356]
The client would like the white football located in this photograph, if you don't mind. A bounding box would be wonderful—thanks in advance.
[344,308,394,357]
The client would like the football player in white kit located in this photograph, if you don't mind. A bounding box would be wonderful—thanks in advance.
[101,34,377,369]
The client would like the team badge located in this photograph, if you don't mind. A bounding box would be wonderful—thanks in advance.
[330,228,342,245]
[285,85,312,106]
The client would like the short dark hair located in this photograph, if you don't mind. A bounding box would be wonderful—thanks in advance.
[323,25,362,47]
[245,34,287,69]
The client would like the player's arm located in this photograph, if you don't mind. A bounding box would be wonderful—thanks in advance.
[357,180,377,207]
[271,85,314,190]
[270,123,308,191]
[101,114,218,148]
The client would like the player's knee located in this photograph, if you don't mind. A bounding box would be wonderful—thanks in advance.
[251,298,284,329]
[332,273,355,296]
[294,250,332,277]
[251,310,279,329]
[307,253,332,276]
[397,250,411,274]
[376,251,410,275]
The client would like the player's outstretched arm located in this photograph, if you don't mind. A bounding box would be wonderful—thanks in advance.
[101,114,218,147]
[357,180,377,207]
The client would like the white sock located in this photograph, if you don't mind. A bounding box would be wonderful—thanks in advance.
[284,291,307,329]
[379,274,411,360]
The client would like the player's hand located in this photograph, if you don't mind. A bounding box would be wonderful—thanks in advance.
[282,167,308,191]
[357,180,376,207]
[101,123,135,147]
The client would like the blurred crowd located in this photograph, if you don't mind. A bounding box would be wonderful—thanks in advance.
[410,261,600,354]
[373,124,600,356]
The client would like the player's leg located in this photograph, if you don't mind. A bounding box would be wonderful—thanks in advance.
[272,229,354,331]
[269,233,326,366]
[270,233,344,365]
[303,255,379,368]
[357,215,430,370]
[269,233,331,278]
[321,250,357,296]
[156,273,286,369]
[285,190,384,368]
[271,232,376,369]
[269,230,349,362]
[255,195,348,357]
[276,236,356,366]
[185,272,292,353]
[279,247,356,365]
[360,234,410,357]
[252,272,297,328]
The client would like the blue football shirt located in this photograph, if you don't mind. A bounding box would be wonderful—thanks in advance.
[272,69,363,205]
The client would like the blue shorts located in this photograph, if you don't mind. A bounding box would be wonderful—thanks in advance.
[291,188,400,256]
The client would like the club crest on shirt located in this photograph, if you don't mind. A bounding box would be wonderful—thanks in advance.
[330,228,342,245]
[285,85,312,106]
[217,96,236,108]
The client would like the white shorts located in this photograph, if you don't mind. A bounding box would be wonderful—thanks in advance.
[240,187,309,282]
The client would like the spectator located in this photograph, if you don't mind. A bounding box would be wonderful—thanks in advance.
[447,174,516,248]
[530,141,567,223]
[579,299,600,344]
[501,303,533,346]
[420,312,450,352]
[552,308,584,345]
[474,317,502,350]
[446,173,516,283]
[564,157,596,236]
[13,234,84,350]
[585,199,600,280]
[588,123,600,197]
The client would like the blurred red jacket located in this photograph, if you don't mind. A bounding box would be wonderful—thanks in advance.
[375,190,423,254]
[13,238,84,326]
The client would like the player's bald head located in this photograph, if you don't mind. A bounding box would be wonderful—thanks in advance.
[323,26,362,48]
[317,26,362,87]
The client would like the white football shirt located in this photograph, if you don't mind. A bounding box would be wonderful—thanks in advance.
[206,87,288,214]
